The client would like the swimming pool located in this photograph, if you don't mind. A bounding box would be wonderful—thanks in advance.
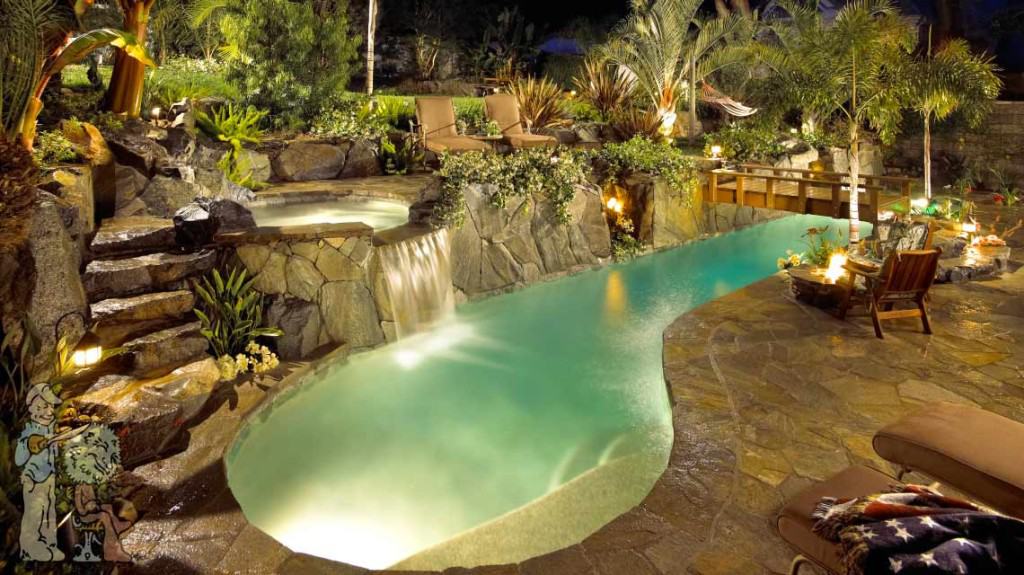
[226,214,852,570]
[248,197,410,230]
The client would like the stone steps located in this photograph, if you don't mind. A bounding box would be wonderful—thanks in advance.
[91,290,196,347]
[90,216,178,258]
[84,249,216,301]
[122,321,209,378]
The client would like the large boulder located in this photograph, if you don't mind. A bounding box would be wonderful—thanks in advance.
[26,192,88,374]
[320,281,384,348]
[138,175,204,218]
[271,142,347,181]
[40,165,95,237]
[338,140,382,179]
[115,164,150,214]
[74,357,221,467]
[105,121,172,177]
[174,197,256,246]
[266,297,322,360]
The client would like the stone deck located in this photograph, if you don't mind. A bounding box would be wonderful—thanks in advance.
[120,264,1024,574]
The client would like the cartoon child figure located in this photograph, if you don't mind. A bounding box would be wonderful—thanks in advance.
[14,383,65,562]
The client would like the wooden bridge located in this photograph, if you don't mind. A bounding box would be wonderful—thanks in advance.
[705,164,914,225]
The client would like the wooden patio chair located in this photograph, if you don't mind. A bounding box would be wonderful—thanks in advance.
[483,94,557,149]
[414,97,490,154]
[839,248,942,339]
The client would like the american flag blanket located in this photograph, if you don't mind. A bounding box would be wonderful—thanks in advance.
[812,485,1024,574]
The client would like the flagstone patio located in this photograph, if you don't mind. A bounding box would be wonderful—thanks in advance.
[117,261,1024,575]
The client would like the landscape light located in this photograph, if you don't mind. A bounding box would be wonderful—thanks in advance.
[710,145,723,159]
[72,331,103,369]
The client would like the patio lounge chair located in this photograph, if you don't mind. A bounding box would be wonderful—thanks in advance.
[779,403,1024,574]
[483,94,558,149]
[838,248,942,339]
[414,97,490,154]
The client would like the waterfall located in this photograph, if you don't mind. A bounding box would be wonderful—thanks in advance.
[379,229,456,338]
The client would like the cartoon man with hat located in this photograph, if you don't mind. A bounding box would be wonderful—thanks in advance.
[15,383,69,561]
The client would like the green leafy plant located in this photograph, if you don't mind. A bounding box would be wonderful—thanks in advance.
[193,267,282,358]
[373,95,416,131]
[196,103,267,189]
[610,214,644,261]
[312,96,390,140]
[990,168,1021,208]
[434,147,592,227]
[379,134,424,176]
[454,98,486,134]
[598,136,699,203]
[144,56,240,109]
[509,76,569,131]
[573,56,636,122]
[484,120,502,137]
[609,107,661,140]
[801,225,843,267]
[703,122,786,163]
[32,130,82,165]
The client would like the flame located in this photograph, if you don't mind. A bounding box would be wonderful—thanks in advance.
[823,252,848,284]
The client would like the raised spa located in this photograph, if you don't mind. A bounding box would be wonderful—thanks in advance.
[226,215,850,571]
[248,196,410,230]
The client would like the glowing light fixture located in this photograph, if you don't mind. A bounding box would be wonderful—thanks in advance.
[150,107,162,121]
[823,252,848,284]
[961,220,977,234]
[789,128,798,135]
[605,197,623,214]
[658,111,677,138]
[910,197,929,210]
[710,145,723,159]
[72,331,103,369]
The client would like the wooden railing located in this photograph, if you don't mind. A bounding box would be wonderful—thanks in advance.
[706,164,914,224]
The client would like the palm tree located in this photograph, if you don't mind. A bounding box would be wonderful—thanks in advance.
[104,0,158,117]
[602,0,749,138]
[903,32,1001,199]
[763,0,914,245]
[1,0,151,148]
[366,0,377,95]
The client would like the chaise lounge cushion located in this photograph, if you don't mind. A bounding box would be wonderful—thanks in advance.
[777,465,896,574]
[484,93,557,149]
[873,402,1024,519]
[423,136,490,154]
[505,133,557,149]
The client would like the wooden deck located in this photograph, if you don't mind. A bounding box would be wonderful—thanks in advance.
[705,164,914,224]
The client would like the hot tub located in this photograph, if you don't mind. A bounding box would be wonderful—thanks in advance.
[248,196,410,230]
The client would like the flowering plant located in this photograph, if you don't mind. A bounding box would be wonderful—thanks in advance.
[218,342,280,382]
[777,249,805,270]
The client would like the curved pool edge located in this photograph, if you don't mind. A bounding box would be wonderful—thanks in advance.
[215,280,796,575]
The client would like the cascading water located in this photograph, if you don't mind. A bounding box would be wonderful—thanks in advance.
[379,229,456,338]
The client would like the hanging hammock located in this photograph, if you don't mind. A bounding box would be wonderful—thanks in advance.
[700,83,759,117]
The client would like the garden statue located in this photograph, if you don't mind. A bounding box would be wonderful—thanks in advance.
[14,383,66,561]
[63,425,133,562]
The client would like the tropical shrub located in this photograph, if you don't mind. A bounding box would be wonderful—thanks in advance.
[214,0,360,125]
[312,97,390,140]
[196,103,267,188]
[573,57,635,122]
[434,147,592,227]
[144,56,239,109]
[374,95,416,131]
[598,136,699,202]
[193,267,282,358]
[610,214,644,261]
[380,134,424,176]
[609,107,661,140]
[509,77,569,131]
[703,122,786,163]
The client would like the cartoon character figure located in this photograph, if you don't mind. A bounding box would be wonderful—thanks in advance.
[14,383,65,561]
[62,425,133,562]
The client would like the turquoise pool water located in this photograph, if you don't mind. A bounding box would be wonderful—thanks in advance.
[227,214,852,570]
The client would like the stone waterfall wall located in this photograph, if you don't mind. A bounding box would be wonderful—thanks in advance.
[449,184,612,297]
[230,227,390,359]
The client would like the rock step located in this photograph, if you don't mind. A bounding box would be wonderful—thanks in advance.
[84,250,216,302]
[123,321,209,378]
[90,216,178,258]
[91,291,196,347]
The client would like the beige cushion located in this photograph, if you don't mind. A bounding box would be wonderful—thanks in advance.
[777,465,896,574]
[506,133,557,149]
[484,93,525,135]
[424,136,490,154]
[874,402,1024,519]
[416,97,458,138]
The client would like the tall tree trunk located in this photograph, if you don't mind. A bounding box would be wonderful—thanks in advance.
[688,53,697,146]
[848,123,861,246]
[730,0,752,17]
[366,0,377,95]
[923,114,932,199]
[714,0,730,19]
[105,1,153,118]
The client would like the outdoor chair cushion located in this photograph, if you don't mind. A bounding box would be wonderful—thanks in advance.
[505,133,557,149]
[484,93,526,135]
[423,136,490,154]
[777,465,896,574]
[416,96,459,138]
[870,220,932,263]
[874,402,1024,519]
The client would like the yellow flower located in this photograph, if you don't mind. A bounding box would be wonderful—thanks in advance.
[777,257,787,270]
[218,355,239,382]
[789,254,802,266]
